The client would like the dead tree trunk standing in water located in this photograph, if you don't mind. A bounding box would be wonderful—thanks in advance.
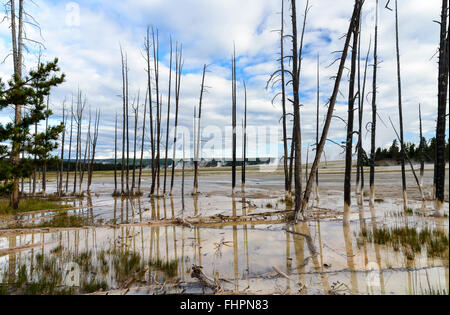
[392,0,408,211]
[87,110,100,193]
[58,102,66,196]
[356,38,371,206]
[232,48,237,194]
[370,0,379,207]
[242,80,247,192]
[343,5,360,225]
[419,104,425,188]
[120,48,127,195]
[32,121,37,196]
[65,102,74,193]
[292,0,309,217]
[171,44,183,194]
[9,0,24,208]
[144,27,155,196]
[125,59,130,196]
[164,38,173,195]
[299,0,363,216]
[435,0,449,215]
[315,54,320,203]
[42,98,49,196]
[114,113,118,195]
[152,27,161,196]
[138,91,148,195]
[193,65,207,195]
[280,0,290,195]
[132,93,140,195]
[74,92,85,195]
[80,111,91,193]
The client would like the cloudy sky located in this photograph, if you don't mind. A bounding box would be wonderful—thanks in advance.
[0,0,446,161]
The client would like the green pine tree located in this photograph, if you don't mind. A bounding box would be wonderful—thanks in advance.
[0,58,65,208]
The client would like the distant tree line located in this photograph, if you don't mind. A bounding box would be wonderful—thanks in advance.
[374,138,449,164]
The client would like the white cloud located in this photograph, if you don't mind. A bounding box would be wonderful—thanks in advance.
[0,0,446,161]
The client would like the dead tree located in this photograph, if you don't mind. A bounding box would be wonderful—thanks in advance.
[299,0,363,216]
[291,0,309,216]
[242,80,248,192]
[343,4,360,224]
[356,38,371,206]
[435,0,449,214]
[232,47,237,194]
[163,38,173,194]
[114,112,118,195]
[65,100,74,193]
[144,27,156,195]
[182,133,186,196]
[193,65,207,195]
[120,47,127,195]
[79,110,91,193]
[42,97,49,196]
[315,53,320,202]
[419,104,425,188]
[394,0,408,210]
[73,92,82,195]
[32,121,37,196]
[87,110,100,193]
[125,57,130,195]
[138,91,148,195]
[370,0,379,206]
[280,0,290,194]
[132,93,140,195]
[152,27,161,196]
[171,43,183,194]
[58,101,66,196]
[8,0,24,208]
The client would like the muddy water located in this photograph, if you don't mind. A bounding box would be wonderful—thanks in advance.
[0,165,448,295]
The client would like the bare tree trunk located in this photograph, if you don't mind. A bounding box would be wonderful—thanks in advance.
[145,27,155,195]
[300,0,363,215]
[292,0,309,217]
[9,0,24,209]
[242,80,247,193]
[42,98,49,196]
[419,104,425,188]
[343,5,360,225]
[193,65,207,195]
[65,101,73,193]
[88,110,100,193]
[394,0,408,211]
[370,0,379,207]
[138,91,148,195]
[114,113,118,195]
[80,111,91,193]
[125,58,130,196]
[435,0,449,215]
[232,48,237,194]
[315,53,320,203]
[132,93,140,195]
[171,43,183,194]
[32,121,37,196]
[356,37,371,206]
[120,47,126,195]
[280,0,290,195]
[59,102,66,196]
[182,133,186,197]
[74,91,85,195]
[164,38,173,194]
[152,28,161,196]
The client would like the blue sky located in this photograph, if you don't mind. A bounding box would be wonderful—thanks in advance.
[0,0,447,160]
